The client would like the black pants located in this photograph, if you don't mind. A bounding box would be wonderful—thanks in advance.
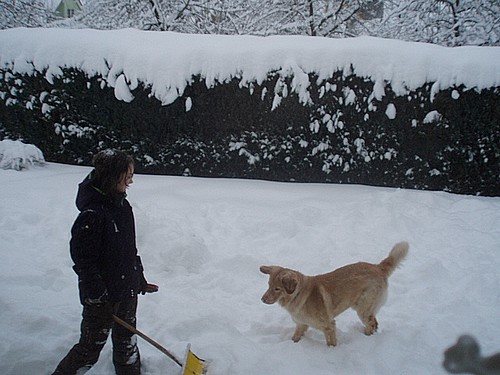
[52,297,141,375]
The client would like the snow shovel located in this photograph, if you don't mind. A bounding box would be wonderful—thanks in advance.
[112,314,208,375]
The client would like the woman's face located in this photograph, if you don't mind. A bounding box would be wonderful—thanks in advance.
[116,164,134,193]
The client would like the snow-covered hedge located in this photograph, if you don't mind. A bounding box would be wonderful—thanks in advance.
[0,28,499,195]
[0,139,45,170]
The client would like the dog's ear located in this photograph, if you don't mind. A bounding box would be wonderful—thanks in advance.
[281,272,298,294]
[260,265,274,275]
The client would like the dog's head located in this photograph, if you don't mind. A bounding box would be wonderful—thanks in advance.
[260,265,300,305]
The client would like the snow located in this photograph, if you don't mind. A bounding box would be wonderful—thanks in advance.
[424,110,443,124]
[0,139,45,170]
[114,74,135,103]
[385,103,396,120]
[0,143,499,375]
[1,28,499,108]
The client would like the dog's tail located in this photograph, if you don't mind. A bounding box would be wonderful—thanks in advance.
[378,241,409,277]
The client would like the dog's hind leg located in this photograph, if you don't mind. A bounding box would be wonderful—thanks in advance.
[355,286,386,336]
[292,323,309,343]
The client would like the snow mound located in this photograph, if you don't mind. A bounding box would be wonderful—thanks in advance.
[0,139,45,170]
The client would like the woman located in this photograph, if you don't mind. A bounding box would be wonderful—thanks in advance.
[52,149,158,375]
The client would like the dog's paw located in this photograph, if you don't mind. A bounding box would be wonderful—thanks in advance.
[292,332,304,342]
[292,324,308,343]
[326,338,337,347]
[325,331,337,347]
[363,316,379,335]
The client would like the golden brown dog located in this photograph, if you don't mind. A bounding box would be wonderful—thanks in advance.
[260,241,409,347]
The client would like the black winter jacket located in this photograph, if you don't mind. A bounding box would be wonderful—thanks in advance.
[70,171,143,304]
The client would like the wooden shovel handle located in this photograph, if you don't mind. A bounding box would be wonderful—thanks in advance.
[112,314,183,367]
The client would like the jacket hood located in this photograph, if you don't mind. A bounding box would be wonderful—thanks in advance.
[76,171,127,211]
[75,171,107,211]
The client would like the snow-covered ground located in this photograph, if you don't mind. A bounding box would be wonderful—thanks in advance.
[0,148,499,374]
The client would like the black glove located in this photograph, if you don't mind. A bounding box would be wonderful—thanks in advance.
[77,270,109,306]
[139,272,159,294]
[84,288,109,306]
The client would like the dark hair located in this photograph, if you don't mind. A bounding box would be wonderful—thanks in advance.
[92,149,134,195]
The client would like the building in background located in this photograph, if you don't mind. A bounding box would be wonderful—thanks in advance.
[55,0,82,18]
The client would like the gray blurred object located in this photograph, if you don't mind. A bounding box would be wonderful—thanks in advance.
[443,335,500,375]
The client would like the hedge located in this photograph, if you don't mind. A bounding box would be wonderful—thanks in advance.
[1,65,499,196]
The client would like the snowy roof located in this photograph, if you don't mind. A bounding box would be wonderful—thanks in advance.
[1,27,499,105]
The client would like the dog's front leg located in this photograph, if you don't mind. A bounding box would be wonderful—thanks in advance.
[292,323,309,343]
[323,321,337,347]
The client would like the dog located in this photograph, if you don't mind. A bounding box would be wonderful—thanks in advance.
[260,241,409,347]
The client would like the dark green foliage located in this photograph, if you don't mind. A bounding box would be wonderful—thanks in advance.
[1,67,498,196]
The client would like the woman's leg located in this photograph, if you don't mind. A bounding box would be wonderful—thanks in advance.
[112,296,141,375]
[52,304,113,375]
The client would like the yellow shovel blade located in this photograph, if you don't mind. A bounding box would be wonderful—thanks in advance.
[181,344,208,375]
